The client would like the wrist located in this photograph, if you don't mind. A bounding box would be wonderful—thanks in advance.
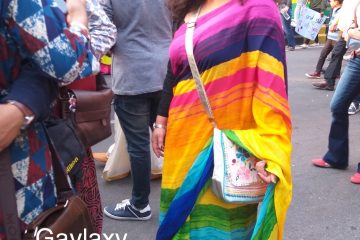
[153,122,167,130]
[69,21,90,40]
[6,101,35,130]
[155,115,168,124]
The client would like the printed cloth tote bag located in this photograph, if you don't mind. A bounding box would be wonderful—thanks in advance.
[185,8,268,204]
[212,128,267,203]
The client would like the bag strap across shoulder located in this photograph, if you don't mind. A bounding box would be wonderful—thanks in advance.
[185,8,217,128]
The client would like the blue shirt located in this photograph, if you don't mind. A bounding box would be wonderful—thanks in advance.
[101,0,172,95]
[327,7,342,41]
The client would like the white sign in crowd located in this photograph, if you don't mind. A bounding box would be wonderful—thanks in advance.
[295,7,327,41]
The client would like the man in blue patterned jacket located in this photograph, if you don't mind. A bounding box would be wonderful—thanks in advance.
[0,0,99,238]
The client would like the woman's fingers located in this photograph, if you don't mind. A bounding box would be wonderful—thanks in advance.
[256,160,278,184]
[152,128,166,158]
[258,172,278,184]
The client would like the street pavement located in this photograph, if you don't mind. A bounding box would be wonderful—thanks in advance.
[92,47,360,240]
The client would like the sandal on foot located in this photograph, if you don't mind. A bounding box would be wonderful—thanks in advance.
[312,159,332,168]
[351,173,360,184]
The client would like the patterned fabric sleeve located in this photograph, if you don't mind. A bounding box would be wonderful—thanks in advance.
[98,0,114,23]
[87,0,117,60]
[5,0,99,84]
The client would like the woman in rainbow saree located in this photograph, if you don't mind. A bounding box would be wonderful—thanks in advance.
[152,0,292,239]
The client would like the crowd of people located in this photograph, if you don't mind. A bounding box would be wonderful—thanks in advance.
[0,0,359,239]
[279,0,360,183]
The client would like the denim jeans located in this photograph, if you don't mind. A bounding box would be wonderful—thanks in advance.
[324,56,360,168]
[113,91,161,208]
[280,9,296,48]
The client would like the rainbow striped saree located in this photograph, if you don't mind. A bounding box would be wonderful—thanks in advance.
[158,0,292,239]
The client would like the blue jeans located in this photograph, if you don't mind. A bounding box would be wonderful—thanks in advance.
[113,91,161,208]
[280,9,296,48]
[324,56,360,168]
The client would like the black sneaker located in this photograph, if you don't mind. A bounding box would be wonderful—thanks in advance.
[348,102,360,115]
[104,199,151,221]
[312,81,334,91]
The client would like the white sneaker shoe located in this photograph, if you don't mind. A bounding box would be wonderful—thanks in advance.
[309,42,320,47]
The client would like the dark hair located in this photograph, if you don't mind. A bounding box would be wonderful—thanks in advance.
[166,0,281,22]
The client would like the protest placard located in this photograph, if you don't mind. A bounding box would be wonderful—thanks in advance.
[295,7,327,40]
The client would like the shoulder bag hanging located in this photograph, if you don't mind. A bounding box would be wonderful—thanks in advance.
[59,73,113,148]
[0,127,95,240]
[185,9,268,204]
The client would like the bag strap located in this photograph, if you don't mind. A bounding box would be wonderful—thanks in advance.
[0,127,73,239]
[0,149,22,240]
[185,8,217,128]
[43,125,73,202]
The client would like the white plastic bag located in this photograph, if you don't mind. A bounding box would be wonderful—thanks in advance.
[103,115,163,181]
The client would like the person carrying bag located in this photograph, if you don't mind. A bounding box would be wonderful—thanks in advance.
[0,125,95,240]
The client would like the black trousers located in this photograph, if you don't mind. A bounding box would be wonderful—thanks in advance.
[324,37,347,85]
[315,39,336,73]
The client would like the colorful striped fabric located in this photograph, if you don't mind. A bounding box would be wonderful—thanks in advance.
[157,0,292,239]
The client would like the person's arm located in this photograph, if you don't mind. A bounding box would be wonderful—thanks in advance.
[99,0,114,22]
[0,63,58,150]
[7,0,98,84]
[86,0,117,59]
[2,63,58,121]
[152,61,176,157]
[157,62,176,118]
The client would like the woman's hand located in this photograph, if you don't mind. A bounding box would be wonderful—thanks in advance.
[66,0,88,27]
[151,116,168,158]
[152,128,166,158]
[255,160,278,184]
[0,104,24,151]
[281,6,289,13]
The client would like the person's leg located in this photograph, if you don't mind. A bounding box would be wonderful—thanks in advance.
[313,38,347,90]
[280,9,296,48]
[323,57,360,168]
[306,40,334,79]
[315,40,335,73]
[114,94,152,209]
[324,38,347,86]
